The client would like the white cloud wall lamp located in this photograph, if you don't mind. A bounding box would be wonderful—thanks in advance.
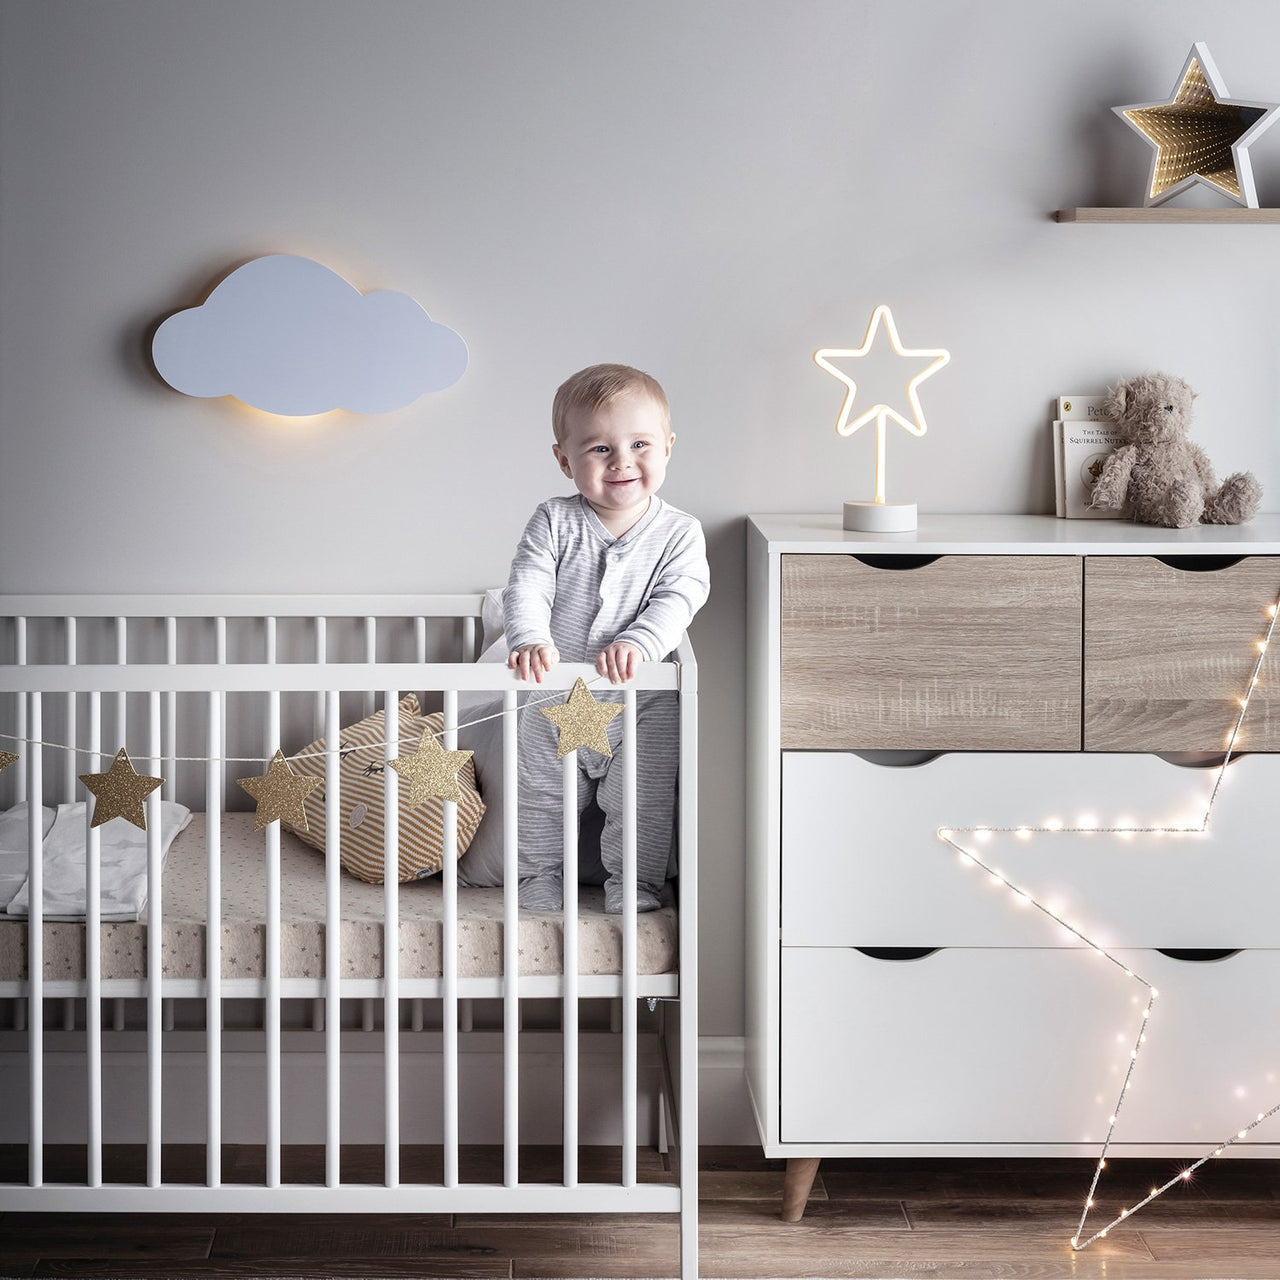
[151,254,468,417]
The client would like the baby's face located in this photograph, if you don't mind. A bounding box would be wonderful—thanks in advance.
[553,390,673,528]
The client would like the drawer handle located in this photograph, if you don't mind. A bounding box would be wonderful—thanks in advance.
[854,947,941,961]
[1156,948,1242,963]
[851,554,942,570]
[1153,554,1246,572]
[852,750,944,768]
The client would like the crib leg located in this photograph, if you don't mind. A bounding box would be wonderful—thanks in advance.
[62,997,75,1031]
[112,998,125,1031]
[361,997,374,1032]
[312,997,324,1032]
[782,1157,822,1222]
[459,998,473,1033]
[410,998,424,1032]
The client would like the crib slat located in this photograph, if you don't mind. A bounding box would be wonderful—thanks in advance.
[562,755,578,1189]
[164,617,177,802]
[114,617,127,756]
[383,690,399,1189]
[85,693,102,1187]
[205,690,222,1188]
[324,690,341,1189]
[414,617,427,663]
[363,617,376,717]
[462,616,476,662]
[146,691,162,1187]
[27,691,42,1188]
[63,618,77,804]
[313,617,327,740]
[215,618,227,806]
[622,688,637,1187]
[264,647,281,1188]
[502,688,519,1188]
[14,617,26,802]
[443,689,459,1188]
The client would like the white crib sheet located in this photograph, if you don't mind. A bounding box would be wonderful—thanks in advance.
[0,810,678,982]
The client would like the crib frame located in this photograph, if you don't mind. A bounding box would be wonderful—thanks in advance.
[0,595,698,1279]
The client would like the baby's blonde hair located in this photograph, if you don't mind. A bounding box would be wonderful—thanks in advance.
[552,364,671,444]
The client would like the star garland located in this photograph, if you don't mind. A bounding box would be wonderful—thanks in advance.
[78,748,164,831]
[538,676,623,758]
[2,675,623,831]
[938,594,1280,1251]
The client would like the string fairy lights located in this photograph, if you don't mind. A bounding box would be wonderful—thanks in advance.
[937,591,1280,1250]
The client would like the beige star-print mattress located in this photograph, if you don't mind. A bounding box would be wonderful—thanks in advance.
[0,811,678,982]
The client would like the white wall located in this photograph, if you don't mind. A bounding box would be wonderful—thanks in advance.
[3,0,1280,1043]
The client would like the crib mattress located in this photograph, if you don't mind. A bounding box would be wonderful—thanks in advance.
[0,812,678,982]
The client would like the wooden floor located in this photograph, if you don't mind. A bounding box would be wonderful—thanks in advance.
[1,1146,1279,1278]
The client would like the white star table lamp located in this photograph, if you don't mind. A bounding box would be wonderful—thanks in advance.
[1113,42,1279,208]
[814,304,950,532]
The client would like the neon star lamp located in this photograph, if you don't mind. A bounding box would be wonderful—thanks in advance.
[814,304,950,532]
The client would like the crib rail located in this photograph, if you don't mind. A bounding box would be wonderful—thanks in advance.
[0,598,698,1278]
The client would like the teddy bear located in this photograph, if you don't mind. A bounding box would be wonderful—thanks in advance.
[1088,372,1261,528]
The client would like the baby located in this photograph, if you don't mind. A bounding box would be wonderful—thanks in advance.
[503,364,710,912]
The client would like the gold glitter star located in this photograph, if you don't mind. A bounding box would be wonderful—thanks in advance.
[1114,42,1279,207]
[387,730,474,807]
[539,677,623,759]
[79,748,164,831]
[0,751,17,774]
[237,749,322,831]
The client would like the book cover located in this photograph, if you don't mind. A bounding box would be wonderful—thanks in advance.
[1058,394,1113,422]
[1059,420,1130,519]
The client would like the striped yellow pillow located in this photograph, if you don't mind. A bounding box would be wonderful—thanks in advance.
[286,693,485,884]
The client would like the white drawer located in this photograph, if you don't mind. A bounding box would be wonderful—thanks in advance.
[781,946,1280,1146]
[782,750,1280,949]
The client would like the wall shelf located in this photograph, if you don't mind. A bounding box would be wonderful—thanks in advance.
[1056,207,1280,223]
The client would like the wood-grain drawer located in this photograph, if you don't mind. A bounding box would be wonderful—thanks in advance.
[780,554,1082,750]
[781,750,1280,949]
[1084,556,1280,751]
[781,946,1280,1145]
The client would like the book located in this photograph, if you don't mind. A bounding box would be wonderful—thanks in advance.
[1053,420,1065,516]
[1059,419,1131,518]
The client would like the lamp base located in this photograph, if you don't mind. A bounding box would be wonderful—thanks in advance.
[843,499,917,532]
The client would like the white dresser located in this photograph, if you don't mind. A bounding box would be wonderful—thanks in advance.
[746,514,1280,1214]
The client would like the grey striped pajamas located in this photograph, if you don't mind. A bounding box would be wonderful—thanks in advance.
[504,495,710,912]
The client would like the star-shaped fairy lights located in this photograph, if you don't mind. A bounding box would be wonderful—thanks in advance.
[237,749,322,832]
[938,593,1280,1250]
[79,748,164,830]
[1114,42,1279,207]
[0,751,17,774]
[387,730,474,807]
[539,677,623,759]
[814,304,949,509]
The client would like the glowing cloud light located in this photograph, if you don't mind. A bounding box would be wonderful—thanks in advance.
[152,254,468,416]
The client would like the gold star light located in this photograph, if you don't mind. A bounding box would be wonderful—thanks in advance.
[539,678,623,759]
[79,748,164,831]
[0,751,17,774]
[388,730,474,807]
[237,749,322,831]
[1114,42,1279,207]
[814,304,949,506]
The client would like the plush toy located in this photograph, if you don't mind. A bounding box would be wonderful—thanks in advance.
[1088,372,1261,527]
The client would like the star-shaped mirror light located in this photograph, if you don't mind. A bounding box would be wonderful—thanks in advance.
[1114,42,1279,208]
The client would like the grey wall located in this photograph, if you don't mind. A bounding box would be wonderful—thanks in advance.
[3,0,1280,1036]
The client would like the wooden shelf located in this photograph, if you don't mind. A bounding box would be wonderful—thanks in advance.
[1056,207,1280,223]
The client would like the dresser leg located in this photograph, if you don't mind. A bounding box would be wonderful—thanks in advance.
[781,1156,821,1221]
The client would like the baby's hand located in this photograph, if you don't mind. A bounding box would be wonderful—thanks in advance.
[596,642,642,685]
[508,643,559,682]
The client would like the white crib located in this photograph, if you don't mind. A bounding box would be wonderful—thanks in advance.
[0,595,698,1278]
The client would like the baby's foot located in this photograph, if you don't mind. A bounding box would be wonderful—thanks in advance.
[604,878,663,914]
[518,873,563,912]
